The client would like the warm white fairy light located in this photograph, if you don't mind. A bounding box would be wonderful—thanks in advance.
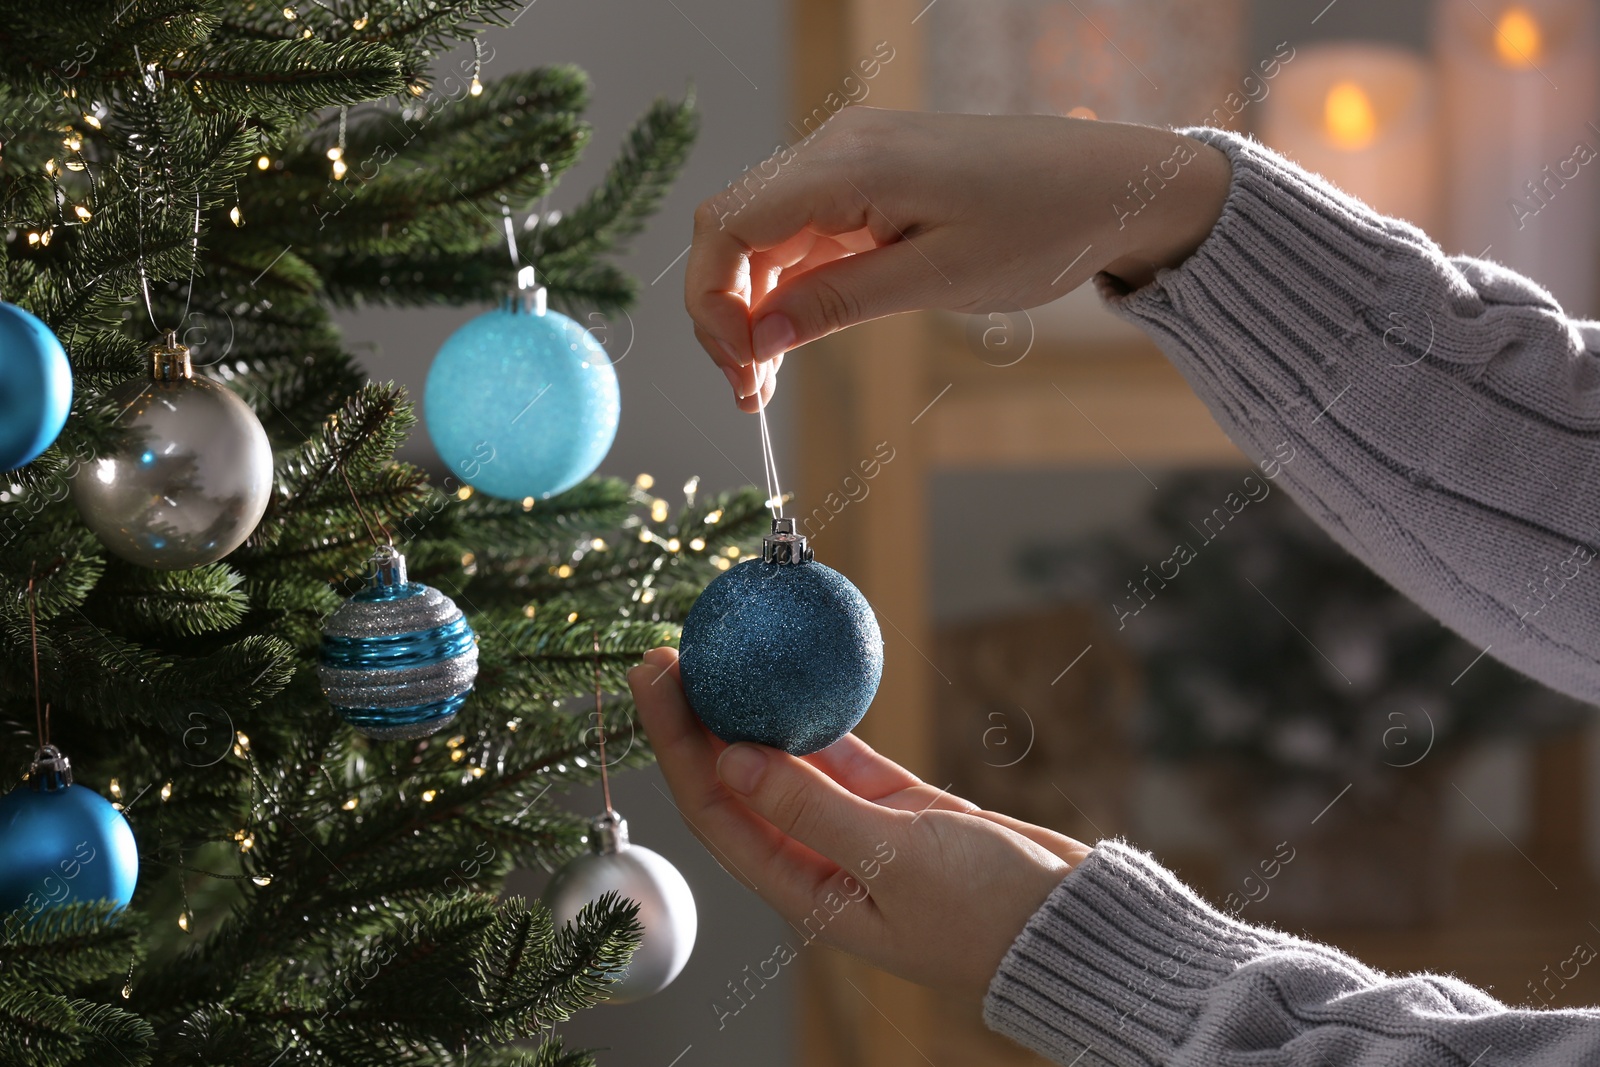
[230,205,243,227]
[73,204,91,221]
[704,509,723,524]
[566,611,579,623]
[635,473,655,490]
[256,154,271,170]
[341,796,359,811]
[689,537,705,551]
[650,499,669,523]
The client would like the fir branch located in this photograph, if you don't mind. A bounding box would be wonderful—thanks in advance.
[172,39,408,115]
[0,903,140,996]
[89,562,249,637]
[538,91,698,262]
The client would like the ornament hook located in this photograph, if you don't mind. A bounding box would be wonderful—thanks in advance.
[763,517,812,565]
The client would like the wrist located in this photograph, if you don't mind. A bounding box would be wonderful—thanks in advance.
[1100,129,1231,289]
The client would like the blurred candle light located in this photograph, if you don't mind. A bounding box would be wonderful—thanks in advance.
[1261,44,1440,237]
[1435,0,1599,316]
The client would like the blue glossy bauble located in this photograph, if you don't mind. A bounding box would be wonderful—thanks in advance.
[424,303,619,501]
[0,301,72,471]
[0,775,138,916]
[679,558,883,755]
[318,547,479,740]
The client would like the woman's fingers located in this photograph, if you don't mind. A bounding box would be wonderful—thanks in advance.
[685,161,873,368]
[746,236,952,362]
[627,649,840,912]
[715,740,905,875]
[973,809,1094,866]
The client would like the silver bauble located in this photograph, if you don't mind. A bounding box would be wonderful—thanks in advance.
[317,545,478,740]
[72,336,272,570]
[543,812,697,1003]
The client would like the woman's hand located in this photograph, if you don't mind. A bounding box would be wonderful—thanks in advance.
[627,646,1093,1001]
[686,107,1232,411]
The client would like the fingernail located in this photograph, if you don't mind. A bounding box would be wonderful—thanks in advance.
[717,338,746,366]
[752,313,795,362]
[721,363,744,397]
[718,744,768,795]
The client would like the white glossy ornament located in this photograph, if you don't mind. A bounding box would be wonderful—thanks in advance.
[72,335,272,570]
[542,811,697,1003]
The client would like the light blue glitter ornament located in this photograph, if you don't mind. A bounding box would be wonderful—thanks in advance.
[318,545,479,740]
[423,291,619,501]
[679,519,883,755]
[0,747,139,917]
[0,301,72,471]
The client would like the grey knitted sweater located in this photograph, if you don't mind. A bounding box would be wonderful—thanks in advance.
[982,127,1600,1063]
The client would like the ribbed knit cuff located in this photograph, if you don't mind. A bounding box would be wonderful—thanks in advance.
[982,841,1299,1066]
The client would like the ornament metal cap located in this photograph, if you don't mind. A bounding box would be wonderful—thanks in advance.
[502,265,548,316]
[148,331,193,381]
[366,543,408,588]
[27,744,73,792]
[586,810,630,855]
[763,517,813,565]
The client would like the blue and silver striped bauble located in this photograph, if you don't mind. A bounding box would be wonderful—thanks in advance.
[318,546,479,739]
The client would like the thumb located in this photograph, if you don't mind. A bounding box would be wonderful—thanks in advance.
[748,239,951,361]
[717,742,897,868]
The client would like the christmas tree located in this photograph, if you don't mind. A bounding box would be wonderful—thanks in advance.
[0,4,763,1063]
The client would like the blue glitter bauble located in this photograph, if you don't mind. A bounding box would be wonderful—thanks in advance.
[679,558,883,755]
[423,304,619,501]
[0,754,138,916]
[318,547,479,740]
[0,301,72,471]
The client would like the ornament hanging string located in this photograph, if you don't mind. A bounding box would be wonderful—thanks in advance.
[339,461,391,549]
[757,384,783,520]
[130,44,204,338]
[26,567,49,749]
[592,629,613,816]
[502,169,553,292]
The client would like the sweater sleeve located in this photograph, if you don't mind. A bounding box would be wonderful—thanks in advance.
[983,841,1600,1066]
[1094,125,1600,707]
